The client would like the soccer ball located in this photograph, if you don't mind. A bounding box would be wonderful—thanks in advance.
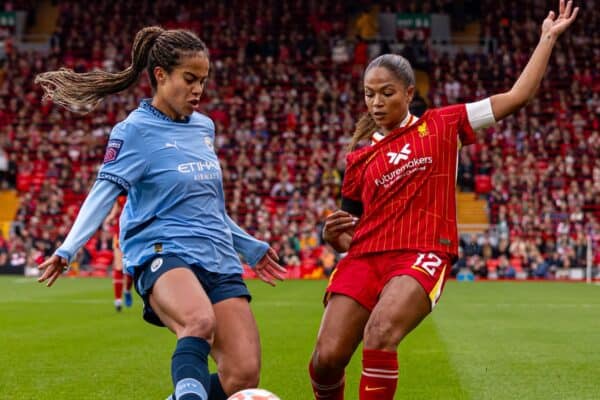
[227,388,281,399]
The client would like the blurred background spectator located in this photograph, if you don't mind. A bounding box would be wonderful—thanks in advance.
[0,0,598,280]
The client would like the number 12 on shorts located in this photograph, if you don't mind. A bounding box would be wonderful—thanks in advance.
[412,252,443,276]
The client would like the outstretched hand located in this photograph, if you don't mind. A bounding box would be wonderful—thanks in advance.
[255,247,286,286]
[541,0,579,38]
[38,255,68,287]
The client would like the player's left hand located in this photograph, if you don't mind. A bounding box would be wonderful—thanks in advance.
[255,247,286,286]
[37,254,68,287]
[541,0,579,39]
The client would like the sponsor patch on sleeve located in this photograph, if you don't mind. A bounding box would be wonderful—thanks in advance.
[103,139,124,164]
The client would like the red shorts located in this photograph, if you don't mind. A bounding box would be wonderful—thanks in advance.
[325,250,452,311]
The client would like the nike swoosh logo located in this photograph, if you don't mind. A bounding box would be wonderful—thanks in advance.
[365,386,387,391]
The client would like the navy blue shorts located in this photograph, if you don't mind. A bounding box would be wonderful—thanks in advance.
[133,254,251,327]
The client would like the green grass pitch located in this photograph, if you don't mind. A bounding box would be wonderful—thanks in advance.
[1,276,599,399]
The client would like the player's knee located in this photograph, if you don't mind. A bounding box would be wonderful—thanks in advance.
[222,360,260,393]
[180,312,216,341]
[363,317,402,350]
[312,343,352,373]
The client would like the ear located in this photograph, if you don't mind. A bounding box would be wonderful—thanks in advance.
[406,85,416,103]
[153,66,167,86]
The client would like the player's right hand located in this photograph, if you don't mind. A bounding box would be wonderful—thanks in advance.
[38,255,68,287]
[541,0,579,39]
[255,247,286,287]
[322,210,359,244]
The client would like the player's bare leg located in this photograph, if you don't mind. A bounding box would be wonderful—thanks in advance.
[209,297,261,399]
[123,271,133,307]
[360,275,431,399]
[112,245,124,312]
[114,242,133,308]
[309,294,370,399]
[150,268,216,400]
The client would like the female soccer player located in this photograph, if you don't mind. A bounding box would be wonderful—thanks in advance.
[36,26,285,400]
[308,2,578,399]
[107,196,133,312]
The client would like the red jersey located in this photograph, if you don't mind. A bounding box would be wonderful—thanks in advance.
[342,104,476,258]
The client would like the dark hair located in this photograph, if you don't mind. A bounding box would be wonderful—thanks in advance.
[35,26,209,113]
[349,54,415,150]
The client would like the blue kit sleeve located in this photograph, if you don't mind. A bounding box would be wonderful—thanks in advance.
[224,213,269,267]
[55,180,122,263]
[97,122,147,192]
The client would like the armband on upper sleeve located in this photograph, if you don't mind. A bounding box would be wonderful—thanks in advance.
[466,98,496,130]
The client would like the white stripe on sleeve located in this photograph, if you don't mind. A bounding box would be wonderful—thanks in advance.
[465,98,496,130]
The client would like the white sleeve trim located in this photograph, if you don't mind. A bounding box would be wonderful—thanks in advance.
[466,98,496,130]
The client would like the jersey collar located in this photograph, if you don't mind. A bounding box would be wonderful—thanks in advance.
[371,112,415,144]
[140,99,191,124]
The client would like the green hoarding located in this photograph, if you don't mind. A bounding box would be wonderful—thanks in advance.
[0,12,16,28]
[396,13,431,29]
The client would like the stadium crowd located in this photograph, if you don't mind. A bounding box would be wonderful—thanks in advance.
[449,0,600,278]
[0,0,598,280]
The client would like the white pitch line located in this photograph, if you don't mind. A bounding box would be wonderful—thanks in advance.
[11,278,37,284]
[462,303,600,308]
[0,299,109,304]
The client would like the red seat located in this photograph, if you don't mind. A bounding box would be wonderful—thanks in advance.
[486,259,499,273]
[91,249,113,268]
[510,257,523,273]
[16,174,32,192]
[474,174,492,194]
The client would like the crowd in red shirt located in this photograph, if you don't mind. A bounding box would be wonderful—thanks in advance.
[445,0,600,278]
[0,0,598,280]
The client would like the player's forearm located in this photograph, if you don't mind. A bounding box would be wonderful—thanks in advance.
[224,213,269,266]
[55,180,122,263]
[490,33,557,121]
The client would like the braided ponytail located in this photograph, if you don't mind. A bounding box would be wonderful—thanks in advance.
[35,26,164,113]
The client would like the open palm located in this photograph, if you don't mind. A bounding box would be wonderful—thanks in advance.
[541,0,579,37]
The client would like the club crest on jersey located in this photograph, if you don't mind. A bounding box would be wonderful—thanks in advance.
[150,257,163,272]
[204,136,214,150]
[103,139,123,164]
[418,122,429,137]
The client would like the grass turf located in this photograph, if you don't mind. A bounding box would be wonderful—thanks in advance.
[0,277,599,399]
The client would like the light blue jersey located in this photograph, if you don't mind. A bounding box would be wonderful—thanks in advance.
[56,100,268,276]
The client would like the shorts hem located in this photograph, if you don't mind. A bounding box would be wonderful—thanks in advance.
[324,288,375,312]
[210,289,251,305]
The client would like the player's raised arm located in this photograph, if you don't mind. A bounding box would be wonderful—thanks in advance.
[490,0,579,121]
